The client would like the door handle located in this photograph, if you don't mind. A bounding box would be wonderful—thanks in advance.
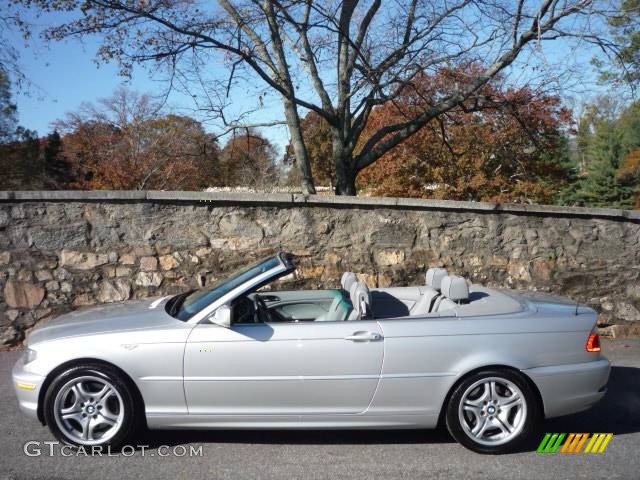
[345,331,383,342]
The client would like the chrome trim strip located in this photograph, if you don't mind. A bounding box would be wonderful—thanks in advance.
[140,372,456,381]
[149,296,171,309]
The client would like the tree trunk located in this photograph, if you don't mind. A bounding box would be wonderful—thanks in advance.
[335,168,356,195]
[282,98,316,195]
[332,130,356,195]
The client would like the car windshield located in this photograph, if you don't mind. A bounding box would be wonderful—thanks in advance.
[172,256,283,320]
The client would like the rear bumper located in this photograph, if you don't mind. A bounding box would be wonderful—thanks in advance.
[523,358,611,419]
[11,354,45,421]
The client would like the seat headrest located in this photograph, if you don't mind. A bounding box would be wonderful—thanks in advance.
[350,281,370,318]
[426,268,448,291]
[341,272,357,292]
[440,275,469,302]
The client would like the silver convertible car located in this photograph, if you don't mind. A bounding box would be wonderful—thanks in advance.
[13,252,610,454]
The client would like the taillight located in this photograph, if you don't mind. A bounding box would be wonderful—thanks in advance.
[586,332,601,352]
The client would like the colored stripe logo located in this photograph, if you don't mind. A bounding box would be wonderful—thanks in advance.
[536,433,613,454]
[537,433,565,453]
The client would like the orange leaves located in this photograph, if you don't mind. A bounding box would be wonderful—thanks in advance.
[218,131,279,188]
[619,147,640,176]
[286,112,334,187]
[618,147,640,208]
[55,89,219,190]
[357,69,573,203]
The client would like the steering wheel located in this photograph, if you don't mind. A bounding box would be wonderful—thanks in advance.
[252,294,272,323]
[232,296,254,324]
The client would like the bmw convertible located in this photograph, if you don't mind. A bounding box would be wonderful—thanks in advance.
[12,252,610,454]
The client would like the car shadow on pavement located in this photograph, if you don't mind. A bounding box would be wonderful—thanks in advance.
[135,426,453,448]
[135,366,640,451]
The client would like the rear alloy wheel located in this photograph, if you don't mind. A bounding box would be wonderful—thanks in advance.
[44,364,140,448]
[446,369,539,454]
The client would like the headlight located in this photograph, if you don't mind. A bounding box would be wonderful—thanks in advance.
[23,348,37,364]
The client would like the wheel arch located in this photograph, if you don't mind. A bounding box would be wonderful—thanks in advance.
[436,364,545,428]
[37,357,146,426]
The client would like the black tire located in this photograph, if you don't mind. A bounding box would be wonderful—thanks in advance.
[445,368,540,454]
[43,363,141,449]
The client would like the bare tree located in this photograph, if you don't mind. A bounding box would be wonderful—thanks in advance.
[23,0,621,194]
[0,11,27,93]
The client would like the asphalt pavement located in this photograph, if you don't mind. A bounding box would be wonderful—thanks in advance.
[1,339,639,480]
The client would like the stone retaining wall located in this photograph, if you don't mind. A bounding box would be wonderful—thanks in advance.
[1,191,639,346]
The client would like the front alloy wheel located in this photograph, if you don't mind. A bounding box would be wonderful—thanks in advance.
[44,364,140,448]
[446,369,539,454]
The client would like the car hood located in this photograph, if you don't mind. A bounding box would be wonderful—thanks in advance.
[27,296,176,346]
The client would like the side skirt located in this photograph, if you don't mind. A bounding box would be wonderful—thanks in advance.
[145,413,439,430]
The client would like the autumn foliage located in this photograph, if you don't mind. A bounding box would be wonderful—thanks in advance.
[619,147,640,208]
[285,112,334,187]
[53,89,220,190]
[357,70,574,203]
[218,131,280,188]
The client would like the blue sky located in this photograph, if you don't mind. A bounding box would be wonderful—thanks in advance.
[8,14,290,153]
[8,7,610,154]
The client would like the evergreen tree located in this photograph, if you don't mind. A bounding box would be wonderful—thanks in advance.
[558,100,640,208]
[568,159,635,209]
[595,0,640,91]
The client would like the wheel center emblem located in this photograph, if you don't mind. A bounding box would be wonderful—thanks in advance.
[86,405,95,414]
[487,406,496,415]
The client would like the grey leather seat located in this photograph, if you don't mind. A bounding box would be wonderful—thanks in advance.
[315,272,356,321]
[348,281,371,320]
[436,275,470,312]
[341,272,357,292]
[410,267,448,315]
[426,268,448,291]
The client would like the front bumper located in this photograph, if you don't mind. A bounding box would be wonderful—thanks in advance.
[12,353,46,421]
[524,357,611,419]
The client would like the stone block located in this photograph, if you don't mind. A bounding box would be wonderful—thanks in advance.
[4,281,45,308]
[60,251,109,270]
[72,293,95,307]
[16,270,33,282]
[35,270,53,282]
[115,267,132,277]
[600,324,640,338]
[140,256,158,271]
[96,279,131,303]
[159,255,178,271]
[119,253,136,265]
[375,250,406,266]
[135,272,163,288]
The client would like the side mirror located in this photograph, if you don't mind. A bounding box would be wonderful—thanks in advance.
[210,304,232,328]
